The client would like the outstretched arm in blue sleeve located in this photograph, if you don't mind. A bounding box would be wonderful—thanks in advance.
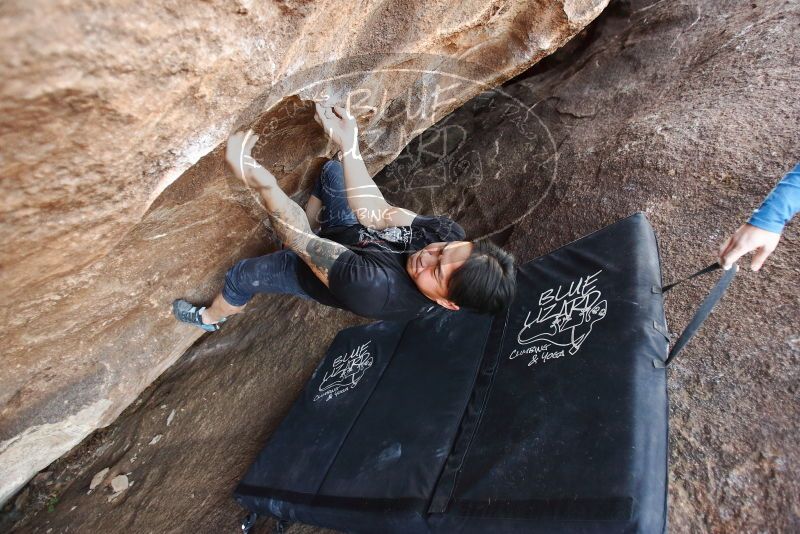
[718,163,800,271]
[748,163,800,233]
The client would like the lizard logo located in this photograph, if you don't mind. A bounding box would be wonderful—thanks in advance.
[510,270,607,366]
[314,340,374,402]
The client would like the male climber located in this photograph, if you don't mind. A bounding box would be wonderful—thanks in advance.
[173,102,517,331]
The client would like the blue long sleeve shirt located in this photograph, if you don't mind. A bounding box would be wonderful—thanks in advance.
[748,163,800,234]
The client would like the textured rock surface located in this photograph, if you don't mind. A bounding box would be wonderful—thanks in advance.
[4,296,358,533]
[4,0,800,532]
[0,0,609,505]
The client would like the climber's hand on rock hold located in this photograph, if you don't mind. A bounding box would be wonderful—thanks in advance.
[225,130,254,181]
[718,223,781,271]
[313,101,358,153]
[225,130,275,189]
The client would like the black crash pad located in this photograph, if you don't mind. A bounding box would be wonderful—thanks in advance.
[235,213,670,533]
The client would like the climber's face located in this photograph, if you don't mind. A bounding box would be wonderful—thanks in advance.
[406,241,473,311]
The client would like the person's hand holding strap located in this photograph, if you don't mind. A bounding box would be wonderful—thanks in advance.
[718,223,781,271]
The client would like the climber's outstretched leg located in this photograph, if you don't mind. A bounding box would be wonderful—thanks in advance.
[173,249,314,332]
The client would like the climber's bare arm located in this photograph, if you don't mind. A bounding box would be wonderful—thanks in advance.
[225,130,347,286]
[305,194,323,232]
[314,101,418,230]
[267,193,347,285]
[339,147,417,230]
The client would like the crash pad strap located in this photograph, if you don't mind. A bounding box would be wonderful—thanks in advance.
[661,262,722,293]
[444,496,634,521]
[234,483,427,512]
[659,262,737,367]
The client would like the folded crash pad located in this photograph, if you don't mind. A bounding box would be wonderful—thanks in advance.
[234,213,735,533]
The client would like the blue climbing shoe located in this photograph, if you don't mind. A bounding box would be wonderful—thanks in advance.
[172,299,226,332]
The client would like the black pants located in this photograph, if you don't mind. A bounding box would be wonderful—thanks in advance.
[222,160,357,306]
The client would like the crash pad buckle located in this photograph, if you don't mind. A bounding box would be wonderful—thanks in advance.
[241,512,258,534]
[652,320,670,340]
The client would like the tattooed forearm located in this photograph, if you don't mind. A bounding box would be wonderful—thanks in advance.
[259,185,347,286]
[267,200,313,251]
[305,238,346,274]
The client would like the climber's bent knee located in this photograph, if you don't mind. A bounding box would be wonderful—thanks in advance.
[222,259,254,307]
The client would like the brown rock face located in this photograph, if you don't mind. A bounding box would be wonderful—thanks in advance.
[4,1,798,532]
[0,0,610,507]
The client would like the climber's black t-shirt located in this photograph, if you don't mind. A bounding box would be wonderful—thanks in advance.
[295,215,467,321]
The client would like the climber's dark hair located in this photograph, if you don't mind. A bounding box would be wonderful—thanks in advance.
[448,239,517,315]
